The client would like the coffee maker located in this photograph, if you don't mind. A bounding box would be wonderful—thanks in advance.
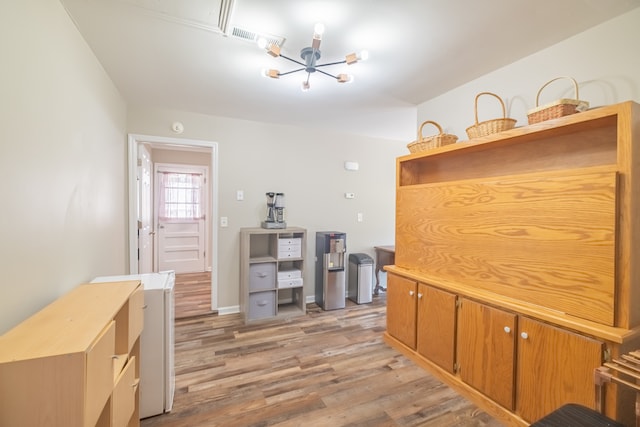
[261,192,286,229]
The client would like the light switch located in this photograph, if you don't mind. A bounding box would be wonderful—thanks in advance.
[236,190,244,201]
[220,217,228,227]
[357,213,363,222]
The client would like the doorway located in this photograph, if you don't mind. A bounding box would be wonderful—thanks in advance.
[128,134,219,312]
[155,163,208,273]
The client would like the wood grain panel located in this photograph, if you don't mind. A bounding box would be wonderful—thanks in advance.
[416,284,457,373]
[515,316,603,423]
[396,168,616,325]
[386,274,417,349]
[457,299,516,410]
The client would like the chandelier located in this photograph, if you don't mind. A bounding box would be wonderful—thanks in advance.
[259,23,368,91]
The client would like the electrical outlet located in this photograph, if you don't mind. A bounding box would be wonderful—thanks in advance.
[345,192,355,199]
[357,213,363,222]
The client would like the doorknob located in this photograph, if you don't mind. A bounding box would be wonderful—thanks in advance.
[149,231,156,235]
[159,225,165,229]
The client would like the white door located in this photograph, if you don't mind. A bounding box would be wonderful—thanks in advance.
[138,145,154,273]
[155,165,207,273]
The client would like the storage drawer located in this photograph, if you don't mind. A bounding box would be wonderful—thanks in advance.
[86,321,116,427]
[278,278,303,289]
[112,356,138,427]
[278,238,302,259]
[278,244,301,259]
[249,263,276,291]
[248,291,276,320]
[277,268,302,280]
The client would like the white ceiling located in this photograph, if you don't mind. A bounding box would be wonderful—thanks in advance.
[60,0,640,141]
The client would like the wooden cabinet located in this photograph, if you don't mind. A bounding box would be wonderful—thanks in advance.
[0,281,143,427]
[458,298,516,411]
[240,227,307,322]
[515,316,603,423]
[386,273,417,348]
[385,102,640,426]
[417,283,456,373]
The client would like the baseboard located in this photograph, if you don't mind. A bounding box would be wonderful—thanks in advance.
[218,305,240,315]
[306,295,316,304]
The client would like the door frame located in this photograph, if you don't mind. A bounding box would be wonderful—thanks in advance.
[127,134,219,310]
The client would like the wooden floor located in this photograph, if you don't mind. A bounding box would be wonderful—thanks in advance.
[142,294,503,427]
[174,272,213,319]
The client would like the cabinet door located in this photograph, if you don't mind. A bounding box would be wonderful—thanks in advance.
[417,284,457,373]
[457,298,516,410]
[516,316,603,423]
[386,273,417,349]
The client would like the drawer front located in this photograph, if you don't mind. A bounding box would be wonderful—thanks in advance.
[278,238,301,246]
[278,278,303,289]
[128,288,144,351]
[249,263,276,291]
[86,321,116,427]
[248,291,276,320]
[277,268,302,280]
[112,356,138,427]
[277,245,301,259]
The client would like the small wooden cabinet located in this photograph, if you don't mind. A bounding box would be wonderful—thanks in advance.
[417,283,457,374]
[240,227,307,322]
[386,274,417,348]
[457,298,516,411]
[0,281,143,427]
[385,102,640,426]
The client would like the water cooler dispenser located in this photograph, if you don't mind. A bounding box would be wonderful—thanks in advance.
[315,232,346,310]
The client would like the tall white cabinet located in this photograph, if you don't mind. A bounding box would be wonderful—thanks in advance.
[240,227,307,322]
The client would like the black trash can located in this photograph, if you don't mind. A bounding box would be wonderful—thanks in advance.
[348,253,373,304]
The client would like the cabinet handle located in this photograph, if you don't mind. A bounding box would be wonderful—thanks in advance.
[417,293,423,299]
[520,332,529,340]
[409,290,414,296]
[503,326,511,334]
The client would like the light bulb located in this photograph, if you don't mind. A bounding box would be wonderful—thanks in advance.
[337,74,353,83]
[359,50,369,61]
[314,22,325,36]
[262,69,279,79]
[257,37,268,49]
[301,81,310,91]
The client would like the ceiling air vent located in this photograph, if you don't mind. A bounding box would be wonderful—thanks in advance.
[230,26,285,47]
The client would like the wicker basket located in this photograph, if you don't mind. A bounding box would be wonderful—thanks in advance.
[527,76,589,124]
[407,120,458,153]
[465,92,517,139]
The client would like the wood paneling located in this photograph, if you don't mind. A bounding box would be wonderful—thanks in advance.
[397,168,617,325]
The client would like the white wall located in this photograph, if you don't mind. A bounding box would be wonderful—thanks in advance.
[417,8,640,139]
[0,1,128,333]
[127,106,406,310]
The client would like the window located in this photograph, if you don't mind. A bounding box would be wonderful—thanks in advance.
[157,171,204,220]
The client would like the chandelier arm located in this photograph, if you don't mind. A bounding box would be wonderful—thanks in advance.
[314,68,339,79]
[315,60,348,68]
[278,54,307,68]
[277,68,306,77]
